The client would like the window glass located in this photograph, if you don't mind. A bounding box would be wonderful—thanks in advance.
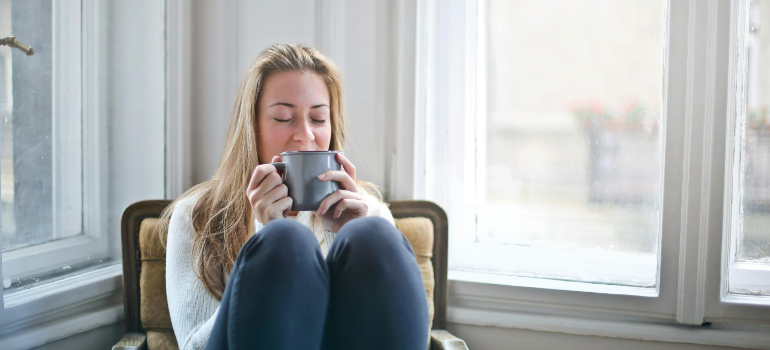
[0,0,73,252]
[476,0,666,286]
[738,0,770,265]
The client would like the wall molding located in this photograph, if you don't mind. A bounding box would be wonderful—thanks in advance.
[449,305,770,350]
[0,264,123,350]
[315,0,346,74]
[165,0,192,199]
[385,0,418,201]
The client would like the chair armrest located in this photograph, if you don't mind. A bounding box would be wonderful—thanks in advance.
[430,329,470,350]
[112,332,147,350]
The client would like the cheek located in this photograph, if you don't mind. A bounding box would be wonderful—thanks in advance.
[261,126,292,147]
[257,123,290,160]
[317,125,333,148]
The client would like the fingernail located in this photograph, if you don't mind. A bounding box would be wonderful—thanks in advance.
[334,211,340,218]
[317,208,324,215]
[318,173,326,180]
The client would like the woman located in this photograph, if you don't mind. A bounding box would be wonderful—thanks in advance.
[161,43,429,350]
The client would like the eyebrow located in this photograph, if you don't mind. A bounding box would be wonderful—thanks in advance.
[269,102,329,109]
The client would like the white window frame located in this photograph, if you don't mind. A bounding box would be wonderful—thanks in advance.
[450,0,662,295]
[721,0,770,306]
[0,0,111,291]
[0,0,181,348]
[0,0,104,300]
[0,3,121,348]
[409,0,770,347]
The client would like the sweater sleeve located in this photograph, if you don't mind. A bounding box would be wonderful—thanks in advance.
[166,194,221,350]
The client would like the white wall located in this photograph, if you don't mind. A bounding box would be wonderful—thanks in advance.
[188,0,388,192]
[189,0,238,184]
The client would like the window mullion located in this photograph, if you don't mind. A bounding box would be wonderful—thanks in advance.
[675,0,721,326]
[52,0,83,241]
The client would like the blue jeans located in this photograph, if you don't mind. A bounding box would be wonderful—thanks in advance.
[205,217,429,350]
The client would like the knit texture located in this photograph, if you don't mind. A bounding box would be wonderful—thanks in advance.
[166,191,394,350]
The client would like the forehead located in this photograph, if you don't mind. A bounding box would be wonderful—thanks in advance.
[259,70,329,105]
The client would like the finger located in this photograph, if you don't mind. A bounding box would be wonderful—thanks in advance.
[257,190,291,222]
[333,198,367,219]
[269,196,293,219]
[249,173,283,210]
[317,189,363,215]
[270,155,285,176]
[261,183,289,205]
[247,164,278,192]
[336,153,356,181]
[318,170,357,192]
[253,172,284,200]
[333,199,350,218]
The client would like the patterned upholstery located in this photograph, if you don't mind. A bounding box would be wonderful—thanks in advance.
[138,218,179,350]
[395,217,436,331]
[137,217,436,350]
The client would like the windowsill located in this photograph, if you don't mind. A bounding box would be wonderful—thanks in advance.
[728,262,770,300]
[2,235,108,282]
[450,242,658,291]
[448,273,770,349]
[449,270,658,298]
[0,263,123,350]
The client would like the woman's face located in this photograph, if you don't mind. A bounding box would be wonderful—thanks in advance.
[256,70,332,163]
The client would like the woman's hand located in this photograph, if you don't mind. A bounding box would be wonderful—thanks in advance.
[247,155,293,225]
[316,153,368,232]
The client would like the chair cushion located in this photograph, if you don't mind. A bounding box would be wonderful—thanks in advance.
[395,217,436,331]
[140,260,173,330]
[138,218,176,350]
[137,216,436,349]
[140,217,166,260]
[146,330,179,350]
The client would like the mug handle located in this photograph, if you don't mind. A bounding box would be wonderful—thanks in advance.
[271,162,286,179]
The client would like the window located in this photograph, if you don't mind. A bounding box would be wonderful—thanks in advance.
[418,0,770,331]
[724,0,770,298]
[0,0,98,292]
[471,0,664,289]
[0,0,164,306]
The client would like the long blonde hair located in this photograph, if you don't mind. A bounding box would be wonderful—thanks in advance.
[158,43,365,300]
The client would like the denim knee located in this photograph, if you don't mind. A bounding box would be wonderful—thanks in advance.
[239,219,318,262]
[331,217,413,259]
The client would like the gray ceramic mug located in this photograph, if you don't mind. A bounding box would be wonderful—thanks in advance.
[271,151,342,211]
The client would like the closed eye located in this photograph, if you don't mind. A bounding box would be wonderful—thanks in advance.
[274,118,291,123]
[312,119,327,124]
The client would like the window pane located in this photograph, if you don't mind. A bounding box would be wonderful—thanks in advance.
[738,0,770,264]
[479,0,665,284]
[0,0,75,252]
[2,0,166,293]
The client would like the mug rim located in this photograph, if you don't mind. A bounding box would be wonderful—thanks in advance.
[279,150,342,155]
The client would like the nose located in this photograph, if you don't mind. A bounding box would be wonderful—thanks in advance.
[292,118,315,146]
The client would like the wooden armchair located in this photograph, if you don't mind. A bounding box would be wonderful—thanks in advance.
[112,200,469,350]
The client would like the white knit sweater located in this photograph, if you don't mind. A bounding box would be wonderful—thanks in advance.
[166,191,395,350]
